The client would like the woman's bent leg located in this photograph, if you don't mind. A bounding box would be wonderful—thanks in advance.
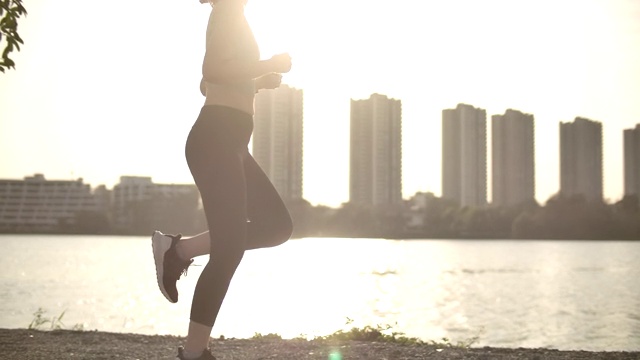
[175,231,210,260]
[175,150,293,262]
[244,154,293,250]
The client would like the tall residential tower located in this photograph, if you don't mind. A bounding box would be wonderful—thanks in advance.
[442,103,487,207]
[350,93,402,207]
[253,84,304,202]
[492,109,535,206]
[623,124,640,197]
[559,117,603,202]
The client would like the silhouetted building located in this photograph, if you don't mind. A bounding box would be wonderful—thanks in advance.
[560,117,603,202]
[112,176,199,233]
[492,109,535,206]
[0,174,103,232]
[253,84,304,202]
[623,124,640,197]
[112,176,154,230]
[350,93,402,207]
[442,103,487,207]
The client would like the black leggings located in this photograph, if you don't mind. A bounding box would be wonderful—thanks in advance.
[185,105,293,327]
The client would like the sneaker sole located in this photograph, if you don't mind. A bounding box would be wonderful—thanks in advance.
[151,231,175,303]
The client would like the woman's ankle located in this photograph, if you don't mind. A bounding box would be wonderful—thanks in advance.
[174,241,190,262]
[184,321,213,357]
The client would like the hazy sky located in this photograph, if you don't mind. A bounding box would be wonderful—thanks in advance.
[1,0,639,207]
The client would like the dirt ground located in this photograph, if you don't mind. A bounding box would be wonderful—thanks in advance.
[0,329,638,360]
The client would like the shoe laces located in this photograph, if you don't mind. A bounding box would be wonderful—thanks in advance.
[181,259,194,277]
[167,254,194,281]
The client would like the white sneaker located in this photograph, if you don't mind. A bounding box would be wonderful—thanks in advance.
[151,231,192,303]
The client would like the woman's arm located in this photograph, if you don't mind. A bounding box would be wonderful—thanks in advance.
[202,5,290,83]
[203,54,290,84]
[255,72,283,91]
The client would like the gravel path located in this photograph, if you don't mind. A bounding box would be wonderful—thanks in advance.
[1,329,638,360]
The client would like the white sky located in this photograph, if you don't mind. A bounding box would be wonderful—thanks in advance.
[1,0,639,207]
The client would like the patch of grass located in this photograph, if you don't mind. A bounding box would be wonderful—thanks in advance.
[319,323,423,344]
[28,308,65,330]
[319,319,481,349]
[27,308,85,332]
[26,308,480,348]
[251,332,283,340]
[247,319,481,349]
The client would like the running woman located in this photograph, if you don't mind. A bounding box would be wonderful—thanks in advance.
[151,0,293,358]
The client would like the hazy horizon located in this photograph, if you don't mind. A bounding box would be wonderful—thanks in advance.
[2,0,639,207]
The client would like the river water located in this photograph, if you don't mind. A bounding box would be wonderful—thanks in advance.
[0,235,638,351]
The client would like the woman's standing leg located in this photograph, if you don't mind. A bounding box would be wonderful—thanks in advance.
[183,155,247,358]
[181,108,252,358]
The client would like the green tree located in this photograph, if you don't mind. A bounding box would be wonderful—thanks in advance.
[1,0,27,73]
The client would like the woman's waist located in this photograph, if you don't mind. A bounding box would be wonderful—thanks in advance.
[192,104,254,144]
[203,89,254,115]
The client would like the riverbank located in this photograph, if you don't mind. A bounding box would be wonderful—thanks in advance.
[1,329,638,360]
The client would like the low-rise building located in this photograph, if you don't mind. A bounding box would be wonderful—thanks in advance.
[0,174,102,232]
[112,176,201,234]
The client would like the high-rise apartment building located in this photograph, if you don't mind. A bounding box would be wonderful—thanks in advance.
[350,93,402,207]
[559,117,603,202]
[492,109,535,206]
[623,124,640,197]
[253,84,304,202]
[442,103,487,207]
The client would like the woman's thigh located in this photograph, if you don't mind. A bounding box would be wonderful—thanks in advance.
[185,108,253,255]
[243,153,293,249]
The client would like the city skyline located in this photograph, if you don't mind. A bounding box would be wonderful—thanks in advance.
[1,0,639,207]
[4,108,636,206]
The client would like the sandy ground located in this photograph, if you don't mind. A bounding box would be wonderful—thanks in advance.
[0,329,638,360]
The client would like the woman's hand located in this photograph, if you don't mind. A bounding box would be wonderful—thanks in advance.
[256,73,283,91]
[268,53,292,74]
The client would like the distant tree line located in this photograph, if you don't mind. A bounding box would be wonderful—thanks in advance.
[286,194,640,240]
[7,193,640,240]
